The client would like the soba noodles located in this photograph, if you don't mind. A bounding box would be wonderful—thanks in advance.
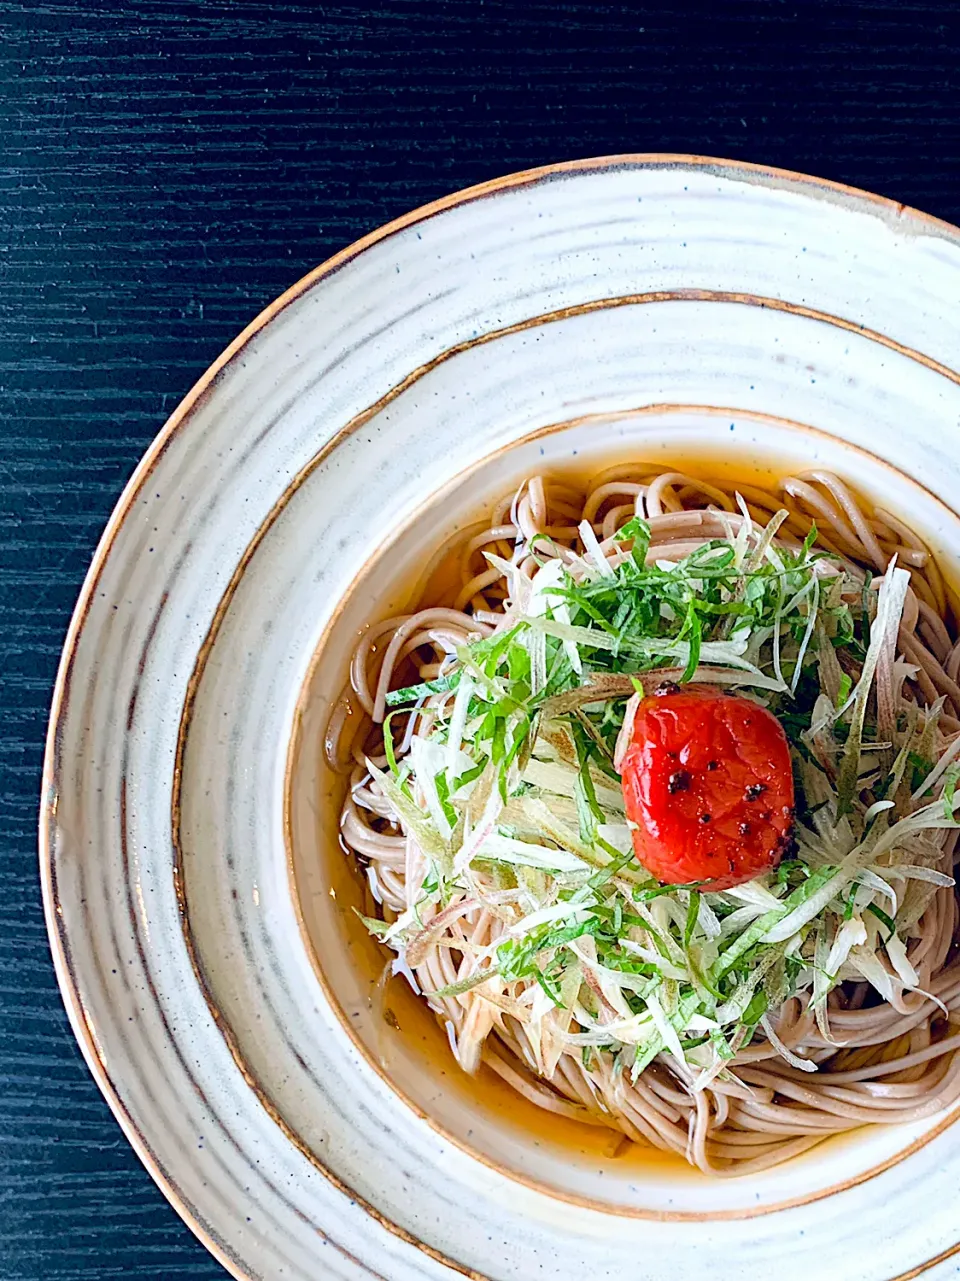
[327,464,960,1176]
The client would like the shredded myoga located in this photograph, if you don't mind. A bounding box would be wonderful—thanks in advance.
[325,464,960,1176]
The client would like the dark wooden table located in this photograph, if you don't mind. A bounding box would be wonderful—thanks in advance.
[2,2,959,1276]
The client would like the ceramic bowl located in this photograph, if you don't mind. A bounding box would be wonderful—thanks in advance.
[42,156,960,1280]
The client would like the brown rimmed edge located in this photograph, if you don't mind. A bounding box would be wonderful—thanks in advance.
[41,155,960,1281]
[279,403,960,1220]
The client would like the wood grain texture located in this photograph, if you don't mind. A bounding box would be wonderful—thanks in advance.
[1,1,959,1277]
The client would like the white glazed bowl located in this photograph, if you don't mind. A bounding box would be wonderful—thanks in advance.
[43,157,960,1280]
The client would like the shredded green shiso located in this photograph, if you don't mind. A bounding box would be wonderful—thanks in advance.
[358,510,958,1085]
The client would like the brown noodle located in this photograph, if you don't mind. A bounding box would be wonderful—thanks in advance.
[327,466,960,1175]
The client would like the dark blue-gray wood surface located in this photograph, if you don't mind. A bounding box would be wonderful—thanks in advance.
[2,2,959,1276]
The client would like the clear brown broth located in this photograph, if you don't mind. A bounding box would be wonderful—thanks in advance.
[306,452,953,1175]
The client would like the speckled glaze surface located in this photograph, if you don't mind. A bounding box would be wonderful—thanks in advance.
[42,157,960,1279]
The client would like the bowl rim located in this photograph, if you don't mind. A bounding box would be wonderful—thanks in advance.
[276,402,960,1222]
[39,153,960,1280]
